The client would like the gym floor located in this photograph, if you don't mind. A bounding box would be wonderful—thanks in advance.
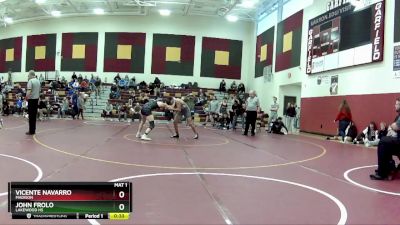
[0,116,399,225]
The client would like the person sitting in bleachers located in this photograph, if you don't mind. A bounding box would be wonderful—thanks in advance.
[77,92,85,120]
[22,98,28,118]
[80,80,89,92]
[114,73,121,84]
[129,77,136,90]
[15,97,23,115]
[118,103,128,121]
[203,95,219,126]
[238,83,245,94]
[94,77,101,98]
[139,81,147,90]
[124,75,129,88]
[2,100,10,116]
[72,79,80,90]
[229,81,237,93]
[39,74,45,86]
[58,97,69,118]
[219,79,226,93]
[217,97,229,129]
[102,102,113,118]
[38,95,50,120]
[131,103,142,122]
[269,117,288,135]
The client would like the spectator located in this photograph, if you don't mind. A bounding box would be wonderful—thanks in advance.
[94,77,101,98]
[370,98,400,180]
[16,97,23,115]
[231,97,245,131]
[238,83,245,94]
[363,122,388,147]
[129,77,136,90]
[131,103,142,122]
[114,73,121,84]
[229,81,237,92]
[80,80,89,92]
[269,117,288,135]
[286,102,297,133]
[38,74,44,86]
[269,96,279,131]
[102,102,113,118]
[154,77,161,86]
[38,95,49,120]
[343,122,357,143]
[354,121,377,144]
[0,92,4,116]
[77,92,85,120]
[21,99,28,118]
[71,72,77,81]
[219,79,226,92]
[118,103,129,121]
[3,100,10,116]
[218,97,229,129]
[58,97,69,118]
[331,99,352,141]
[204,95,219,126]
[139,81,147,90]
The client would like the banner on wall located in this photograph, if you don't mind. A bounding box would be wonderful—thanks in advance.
[255,26,274,78]
[330,75,338,95]
[275,10,303,72]
[0,37,22,73]
[394,45,400,71]
[61,32,98,72]
[26,34,57,72]
[200,37,243,79]
[104,32,146,73]
[151,34,195,76]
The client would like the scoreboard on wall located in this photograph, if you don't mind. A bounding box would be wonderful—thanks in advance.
[8,182,132,220]
[306,0,385,74]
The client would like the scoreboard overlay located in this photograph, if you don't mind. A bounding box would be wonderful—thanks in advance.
[8,182,132,220]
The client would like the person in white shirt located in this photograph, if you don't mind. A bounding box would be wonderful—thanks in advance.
[243,90,260,136]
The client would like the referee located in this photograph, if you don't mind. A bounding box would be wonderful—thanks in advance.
[243,90,260,136]
[26,70,40,135]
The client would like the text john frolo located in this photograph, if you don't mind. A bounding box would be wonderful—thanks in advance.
[14,202,55,213]
[14,190,72,199]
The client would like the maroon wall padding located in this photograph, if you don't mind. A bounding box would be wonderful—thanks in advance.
[301,93,400,135]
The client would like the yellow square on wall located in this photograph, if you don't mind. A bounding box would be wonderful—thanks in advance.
[215,50,229,66]
[35,46,46,60]
[117,45,132,60]
[283,31,293,53]
[166,47,181,62]
[5,48,14,62]
[260,44,267,62]
[72,44,86,59]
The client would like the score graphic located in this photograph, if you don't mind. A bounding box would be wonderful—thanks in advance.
[8,182,132,220]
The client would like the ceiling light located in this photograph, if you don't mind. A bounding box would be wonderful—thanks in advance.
[0,0,7,3]
[35,0,46,4]
[51,10,61,17]
[93,8,104,15]
[4,17,13,24]
[226,15,238,22]
[240,0,256,8]
[159,9,171,16]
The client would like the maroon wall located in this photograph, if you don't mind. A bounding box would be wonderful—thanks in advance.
[301,93,400,135]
